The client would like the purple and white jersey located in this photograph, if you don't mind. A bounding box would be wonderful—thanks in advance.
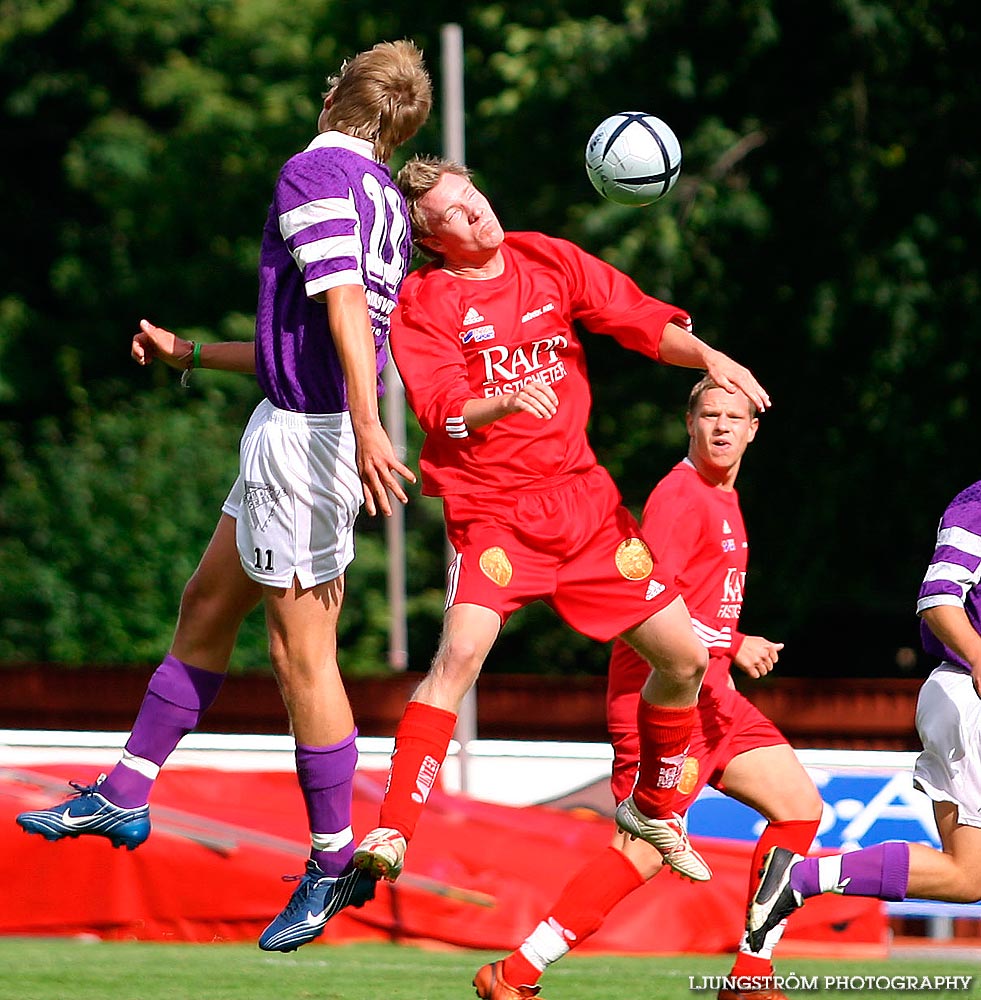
[917,480,981,669]
[255,131,412,414]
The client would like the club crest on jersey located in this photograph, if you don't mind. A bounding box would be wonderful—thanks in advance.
[479,546,513,587]
[615,537,653,581]
[244,481,288,532]
[678,756,700,796]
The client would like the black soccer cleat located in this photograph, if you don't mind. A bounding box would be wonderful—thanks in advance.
[746,846,804,952]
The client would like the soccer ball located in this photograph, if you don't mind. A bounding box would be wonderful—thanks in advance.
[585,112,682,207]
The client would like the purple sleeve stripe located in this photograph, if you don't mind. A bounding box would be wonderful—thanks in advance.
[918,583,966,605]
[306,256,360,282]
[932,544,981,573]
[286,219,354,249]
[306,269,363,299]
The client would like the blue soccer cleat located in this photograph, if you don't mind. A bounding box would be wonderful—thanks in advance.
[258,861,377,953]
[16,775,150,851]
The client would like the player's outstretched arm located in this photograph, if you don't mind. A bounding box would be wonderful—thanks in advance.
[732,635,784,679]
[326,285,416,517]
[131,319,256,373]
[657,322,771,413]
[462,382,559,430]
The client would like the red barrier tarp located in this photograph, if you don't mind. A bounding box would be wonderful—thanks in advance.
[1,764,885,953]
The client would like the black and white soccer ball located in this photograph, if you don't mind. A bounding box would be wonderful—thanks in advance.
[585,112,682,207]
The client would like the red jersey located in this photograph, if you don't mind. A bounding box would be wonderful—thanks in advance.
[608,459,748,707]
[389,231,691,496]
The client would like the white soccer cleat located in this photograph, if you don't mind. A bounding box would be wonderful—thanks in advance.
[615,795,712,882]
[352,827,407,882]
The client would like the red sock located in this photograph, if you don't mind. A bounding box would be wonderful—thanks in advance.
[729,817,820,977]
[378,701,457,841]
[631,700,696,818]
[503,847,644,986]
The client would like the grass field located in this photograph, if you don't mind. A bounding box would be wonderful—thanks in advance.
[2,940,979,1000]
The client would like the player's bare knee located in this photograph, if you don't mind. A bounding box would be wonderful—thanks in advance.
[178,571,212,622]
[180,567,256,632]
[266,629,320,688]
[660,645,708,687]
[424,636,486,702]
[266,634,290,682]
[801,785,825,822]
[774,772,824,822]
[437,628,489,673]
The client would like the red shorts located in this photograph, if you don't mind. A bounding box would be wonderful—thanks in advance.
[608,679,787,812]
[441,466,679,642]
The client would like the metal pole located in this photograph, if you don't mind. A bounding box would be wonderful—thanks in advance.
[383,355,408,671]
[440,23,477,793]
[441,24,466,164]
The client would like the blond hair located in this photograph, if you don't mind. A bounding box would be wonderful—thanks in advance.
[323,40,432,162]
[687,374,759,418]
[395,155,471,259]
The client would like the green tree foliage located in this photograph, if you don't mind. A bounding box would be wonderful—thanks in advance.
[2,0,978,676]
[0,380,259,664]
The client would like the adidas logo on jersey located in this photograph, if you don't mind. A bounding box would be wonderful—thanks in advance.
[463,307,484,325]
[645,579,666,601]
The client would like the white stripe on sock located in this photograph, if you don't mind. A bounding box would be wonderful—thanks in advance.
[311,827,354,852]
[119,750,160,780]
[817,854,845,893]
[520,920,571,972]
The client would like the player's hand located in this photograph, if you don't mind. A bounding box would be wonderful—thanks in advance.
[132,319,193,371]
[972,667,981,701]
[505,383,559,420]
[354,422,416,517]
[733,635,784,679]
[703,351,771,414]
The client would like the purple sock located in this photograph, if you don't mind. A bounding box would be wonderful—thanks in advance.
[791,843,910,901]
[100,655,225,807]
[296,730,358,877]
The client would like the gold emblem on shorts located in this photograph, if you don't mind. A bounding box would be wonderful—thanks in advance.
[615,537,653,580]
[677,756,700,796]
[479,546,513,587]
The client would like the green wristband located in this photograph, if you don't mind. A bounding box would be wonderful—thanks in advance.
[192,342,203,369]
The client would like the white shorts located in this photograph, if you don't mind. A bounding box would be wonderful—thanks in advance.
[221,399,362,588]
[913,663,981,829]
